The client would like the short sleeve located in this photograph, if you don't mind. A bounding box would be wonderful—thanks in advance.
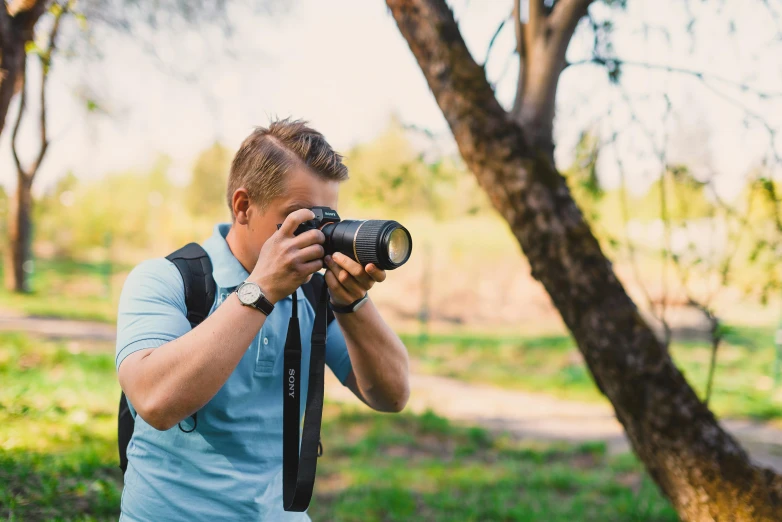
[115,258,191,372]
[325,320,352,385]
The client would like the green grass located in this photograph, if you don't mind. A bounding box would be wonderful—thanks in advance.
[310,406,677,522]
[0,332,122,521]
[0,332,678,521]
[3,257,782,423]
[402,326,782,422]
[0,259,125,323]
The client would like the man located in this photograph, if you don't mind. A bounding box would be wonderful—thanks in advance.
[115,119,411,521]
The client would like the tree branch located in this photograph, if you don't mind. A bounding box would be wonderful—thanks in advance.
[550,0,593,46]
[527,0,545,38]
[483,10,511,66]
[570,56,782,99]
[12,0,67,180]
[10,72,27,176]
[30,1,66,173]
[511,0,526,116]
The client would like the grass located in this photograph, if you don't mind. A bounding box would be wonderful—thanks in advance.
[0,259,125,323]
[3,258,782,422]
[0,332,678,521]
[402,326,782,422]
[3,257,782,422]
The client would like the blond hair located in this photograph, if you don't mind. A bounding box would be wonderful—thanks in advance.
[227,118,349,213]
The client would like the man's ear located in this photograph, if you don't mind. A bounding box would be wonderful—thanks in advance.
[232,188,251,225]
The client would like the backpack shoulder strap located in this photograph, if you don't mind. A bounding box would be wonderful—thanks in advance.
[166,243,216,328]
[302,272,335,326]
[119,243,215,472]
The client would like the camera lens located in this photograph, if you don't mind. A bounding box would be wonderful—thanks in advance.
[322,220,412,270]
[387,228,411,265]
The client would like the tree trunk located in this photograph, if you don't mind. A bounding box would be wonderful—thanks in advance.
[386,0,782,520]
[5,175,33,292]
[0,0,48,138]
[0,21,24,137]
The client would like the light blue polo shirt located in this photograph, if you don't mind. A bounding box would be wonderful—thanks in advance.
[115,223,353,521]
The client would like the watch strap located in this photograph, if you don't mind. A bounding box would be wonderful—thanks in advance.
[249,294,275,316]
[330,293,368,314]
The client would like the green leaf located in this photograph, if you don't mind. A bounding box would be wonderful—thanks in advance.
[75,12,88,31]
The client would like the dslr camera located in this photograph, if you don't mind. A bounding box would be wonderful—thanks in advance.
[282,207,412,270]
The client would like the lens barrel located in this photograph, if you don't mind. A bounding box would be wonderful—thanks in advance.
[322,220,412,270]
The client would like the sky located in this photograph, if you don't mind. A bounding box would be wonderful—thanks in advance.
[1,0,781,198]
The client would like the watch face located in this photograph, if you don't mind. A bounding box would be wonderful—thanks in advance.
[238,282,262,305]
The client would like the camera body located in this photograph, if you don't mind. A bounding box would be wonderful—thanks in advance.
[292,206,342,236]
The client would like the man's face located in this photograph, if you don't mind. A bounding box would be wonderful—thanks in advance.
[245,167,340,262]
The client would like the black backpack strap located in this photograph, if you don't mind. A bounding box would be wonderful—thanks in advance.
[118,242,216,472]
[166,243,217,328]
[302,272,335,327]
[118,392,133,473]
[166,242,216,434]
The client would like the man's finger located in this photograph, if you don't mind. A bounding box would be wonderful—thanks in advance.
[278,209,316,237]
[324,266,362,301]
[366,264,386,283]
[300,258,324,276]
[292,228,325,248]
[325,259,367,296]
[332,252,367,279]
[298,244,325,262]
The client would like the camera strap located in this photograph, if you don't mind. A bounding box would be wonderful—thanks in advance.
[282,280,330,512]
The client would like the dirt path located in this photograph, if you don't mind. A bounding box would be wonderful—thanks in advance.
[5,312,782,472]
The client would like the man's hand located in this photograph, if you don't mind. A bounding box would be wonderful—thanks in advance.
[324,252,386,306]
[250,209,325,304]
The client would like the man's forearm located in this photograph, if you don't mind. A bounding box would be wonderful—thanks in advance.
[336,299,410,412]
[119,293,266,430]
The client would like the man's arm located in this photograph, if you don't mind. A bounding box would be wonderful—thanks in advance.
[119,295,268,430]
[324,252,410,413]
[118,209,325,431]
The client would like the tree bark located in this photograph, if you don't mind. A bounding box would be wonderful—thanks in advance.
[5,175,33,292]
[386,0,782,520]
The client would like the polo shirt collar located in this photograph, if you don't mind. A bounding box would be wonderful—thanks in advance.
[202,223,248,289]
[201,223,305,301]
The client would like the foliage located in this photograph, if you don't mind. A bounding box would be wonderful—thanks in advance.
[34,156,208,263]
[185,142,232,221]
[0,331,677,521]
[341,117,492,220]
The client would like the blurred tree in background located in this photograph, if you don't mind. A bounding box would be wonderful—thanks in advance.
[0,0,282,292]
[185,142,232,221]
[342,117,491,220]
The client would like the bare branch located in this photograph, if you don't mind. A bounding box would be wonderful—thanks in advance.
[511,0,525,116]
[550,0,594,45]
[527,0,545,38]
[30,1,68,173]
[570,57,782,99]
[483,10,511,66]
[10,74,27,175]
[698,80,782,165]
[13,0,68,180]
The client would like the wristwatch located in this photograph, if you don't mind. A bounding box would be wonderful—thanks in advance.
[330,293,369,314]
[235,281,275,316]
